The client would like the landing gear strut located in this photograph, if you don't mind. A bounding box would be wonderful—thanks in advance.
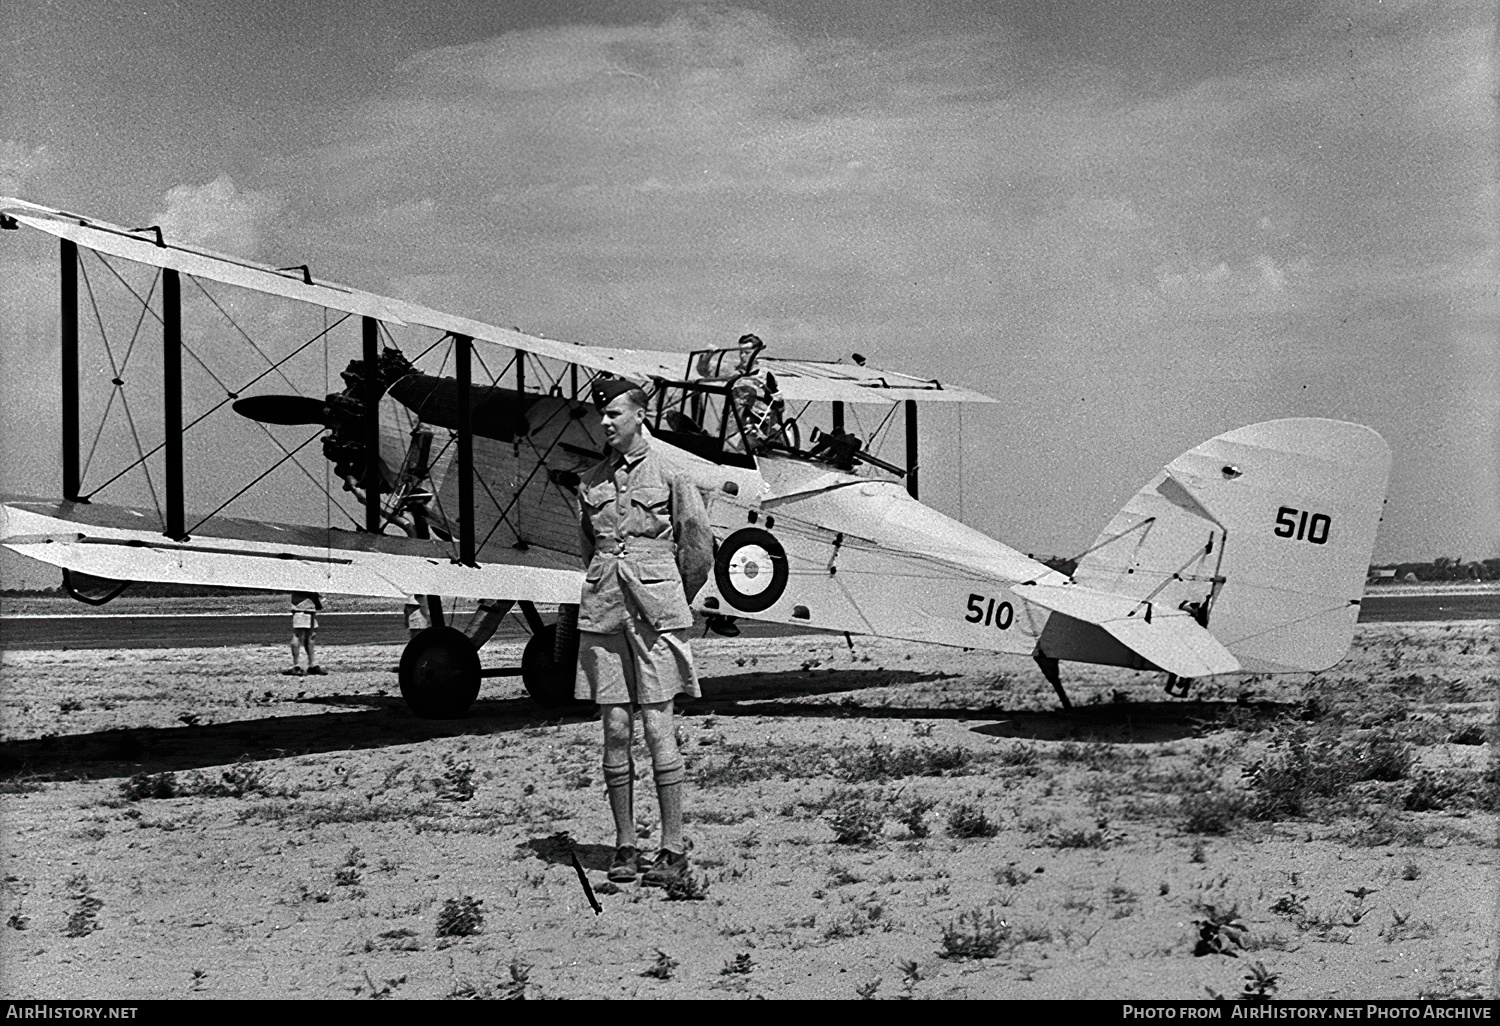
[1033,650,1071,710]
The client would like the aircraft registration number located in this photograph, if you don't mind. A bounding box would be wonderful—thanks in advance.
[1274,506,1331,545]
[965,594,1014,630]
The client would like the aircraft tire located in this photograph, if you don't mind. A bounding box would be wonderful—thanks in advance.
[523,623,587,708]
[398,625,481,719]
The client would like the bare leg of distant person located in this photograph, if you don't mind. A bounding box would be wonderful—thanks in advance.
[290,628,308,669]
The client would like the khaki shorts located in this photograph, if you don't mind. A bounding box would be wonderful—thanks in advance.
[292,612,316,631]
[575,622,699,706]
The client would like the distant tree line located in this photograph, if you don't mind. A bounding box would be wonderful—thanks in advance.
[1369,557,1500,582]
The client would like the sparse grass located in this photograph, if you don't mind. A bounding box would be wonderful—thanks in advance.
[64,874,103,938]
[664,867,711,901]
[333,846,363,887]
[938,909,1011,960]
[826,792,884,845]
[1045,822,1111,849]
[642,950,678,980]
[721,953,755,975]
[896,795,937,839]
[993,864,1029,888]
[122,757,284,802]
[0,777,46,795]
[1448,723,1487,746]
[435,896,484,937]
[1180,789,1248,835]
[838,739,974,782]
[947,803,998,839]
[1403,769,1485,813]
[693,738,978,788]
[822,897,891,940]
[1245,728,1347,820]
[1239,961,1280,1001]
[685,808,757,825]
[435,755,477,802]
[1193,902,1247,956]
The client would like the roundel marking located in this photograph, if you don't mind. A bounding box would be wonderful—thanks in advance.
[714,527,789,613]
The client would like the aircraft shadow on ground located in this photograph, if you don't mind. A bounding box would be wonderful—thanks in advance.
[0,666,1297,778]
[0,696,594,781]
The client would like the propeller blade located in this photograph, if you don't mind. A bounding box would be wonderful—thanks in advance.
[232,395,330,426]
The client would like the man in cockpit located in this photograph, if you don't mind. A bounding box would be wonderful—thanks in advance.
[720,333,785,454]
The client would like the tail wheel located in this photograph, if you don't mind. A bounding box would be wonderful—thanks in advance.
[522,622,585,708]
[398,625,480,719]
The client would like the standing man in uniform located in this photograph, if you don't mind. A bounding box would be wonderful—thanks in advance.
[575,377,713,887]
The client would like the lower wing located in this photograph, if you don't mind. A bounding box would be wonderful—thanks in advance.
[1,497,582,604]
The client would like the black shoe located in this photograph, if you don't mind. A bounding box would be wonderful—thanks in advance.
[641,849,688,888]
[608,846,639,883]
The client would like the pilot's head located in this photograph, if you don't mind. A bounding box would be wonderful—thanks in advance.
[736,333,764,372]
[592,376,650,453]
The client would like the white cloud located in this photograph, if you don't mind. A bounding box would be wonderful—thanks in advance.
[0,140,48,195]
[153,175,281,257]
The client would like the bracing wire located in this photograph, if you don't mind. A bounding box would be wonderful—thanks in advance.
[81,312,351,501]
[187,432,324,535]
[77,255,162,523]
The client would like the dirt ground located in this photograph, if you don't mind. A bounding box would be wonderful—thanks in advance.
[0,620,1494,1000]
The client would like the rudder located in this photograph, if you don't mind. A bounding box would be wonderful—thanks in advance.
[1073,419,1390,673]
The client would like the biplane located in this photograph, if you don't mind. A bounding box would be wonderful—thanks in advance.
[0,197,1392,718]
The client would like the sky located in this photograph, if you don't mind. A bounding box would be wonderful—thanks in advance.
[1,0,1496,588]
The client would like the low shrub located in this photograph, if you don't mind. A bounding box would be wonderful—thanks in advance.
[1180,789,1248,835]
[827,794,884,845]
[939,909,1010,960]
[435,896,484,937]
[947,803,999,839]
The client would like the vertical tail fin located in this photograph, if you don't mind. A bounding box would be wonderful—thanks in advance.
[1073,419,1390,673]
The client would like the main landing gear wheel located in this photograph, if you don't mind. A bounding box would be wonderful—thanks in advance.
[398,625,481,719]
[523,623,586,709]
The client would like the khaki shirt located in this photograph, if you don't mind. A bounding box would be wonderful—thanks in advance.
[577,438,713,633]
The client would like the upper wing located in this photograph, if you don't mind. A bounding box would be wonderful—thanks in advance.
[3,197,997,407]
[0,497,582,603]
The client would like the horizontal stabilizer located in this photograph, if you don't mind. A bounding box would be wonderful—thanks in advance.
[1012,582,1240,679]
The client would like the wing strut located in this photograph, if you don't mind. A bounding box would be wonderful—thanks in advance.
[904,399,919,499]
[362,316,382,533]
[61,240,83,502]
[163,268,186,539]
[455,334,476,565]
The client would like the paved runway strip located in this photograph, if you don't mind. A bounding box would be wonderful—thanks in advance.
[0,611,829,650]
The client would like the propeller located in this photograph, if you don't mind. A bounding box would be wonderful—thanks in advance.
[232,394,331,426]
